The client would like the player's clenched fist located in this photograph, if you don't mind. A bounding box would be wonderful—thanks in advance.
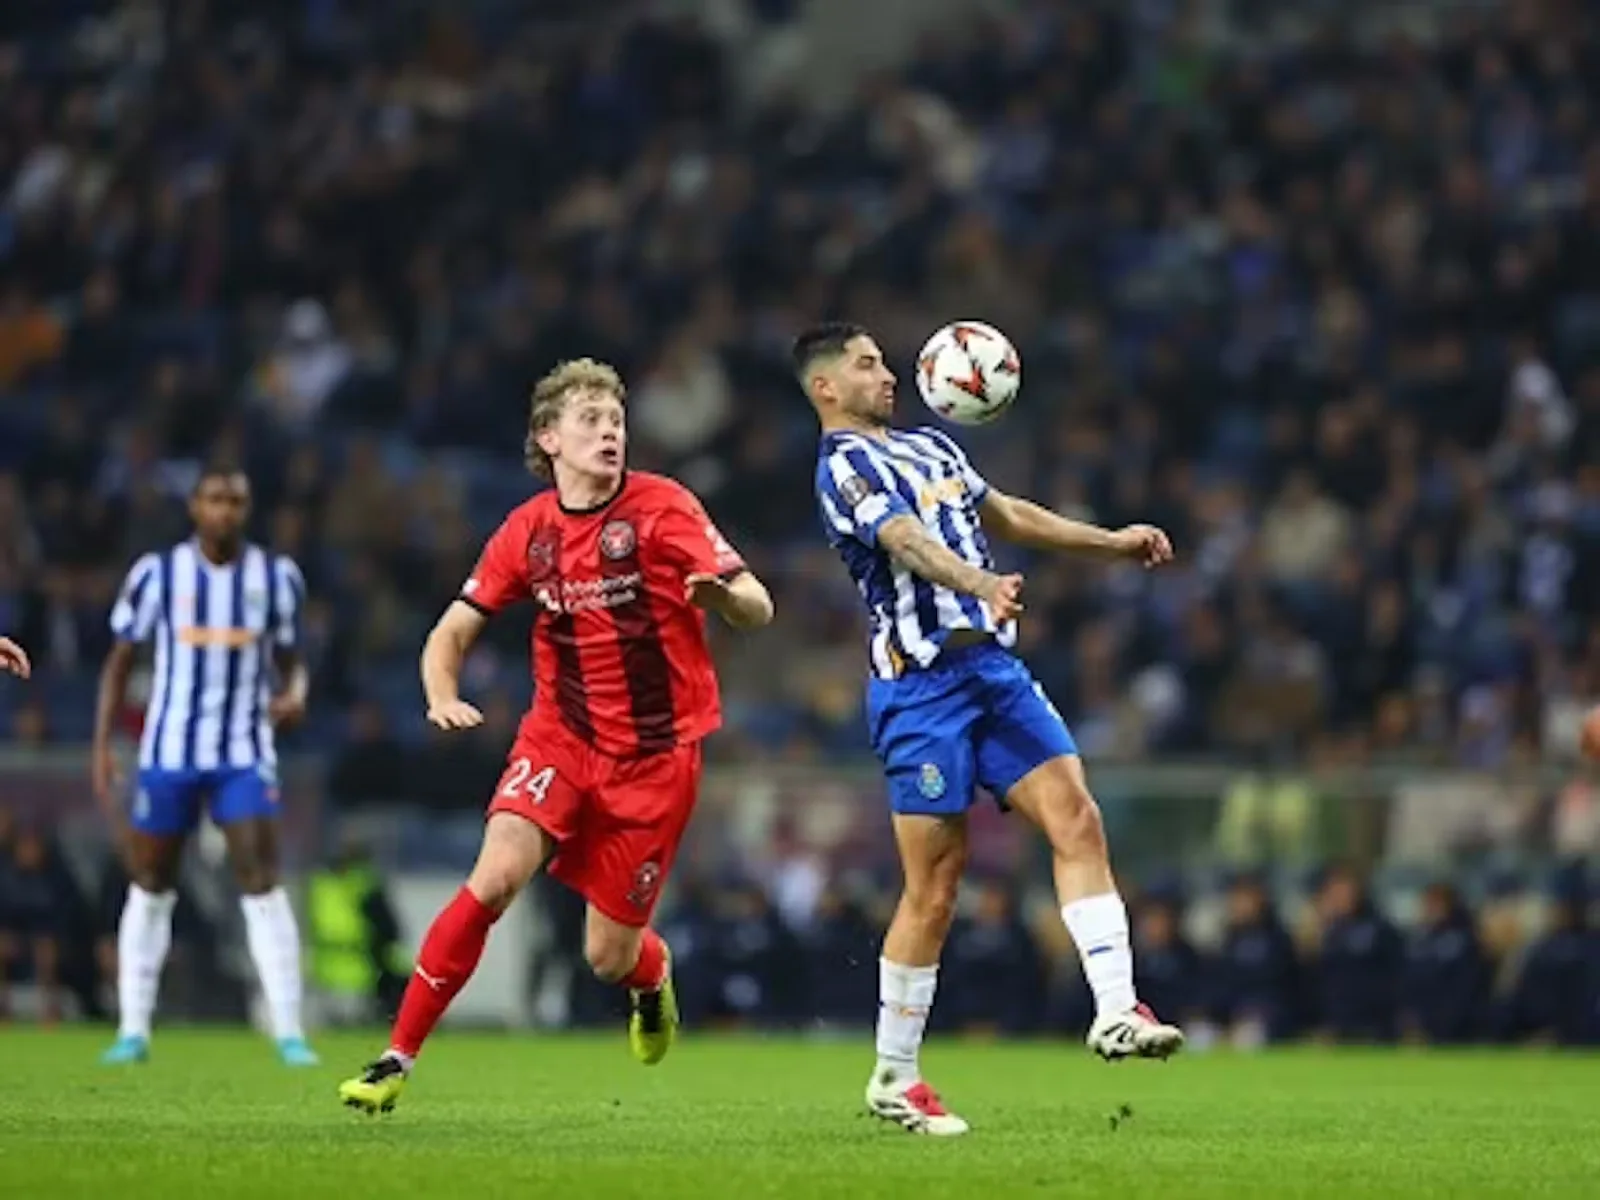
[980,573,1025,622]
[268,692,307,728]
[1113,524,1174,568]
[0,636,30,678]
[427,699,484,731]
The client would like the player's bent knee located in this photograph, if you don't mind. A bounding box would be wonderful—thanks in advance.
[130,861,181,895]
[126,832,183,893]
[465,863,527,913]
[231,861,278,896]
[1010,756,1106,849]
[467,814,553,912]
[222,819,281,894]
[901,880,960,932]
[584,925,642,983]
[1033,786,1107,858]
[1054,786,1106,846]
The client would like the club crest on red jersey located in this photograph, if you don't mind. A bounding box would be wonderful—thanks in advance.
[600,519,637,561]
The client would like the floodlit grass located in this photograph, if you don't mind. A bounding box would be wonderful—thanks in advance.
[1,1028,1595,1198]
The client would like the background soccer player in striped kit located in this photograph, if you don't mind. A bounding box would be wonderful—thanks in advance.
[91,463,318,1066]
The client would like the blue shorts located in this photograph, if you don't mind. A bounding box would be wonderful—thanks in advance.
[865,641,1078,816]
[132,765,281,836]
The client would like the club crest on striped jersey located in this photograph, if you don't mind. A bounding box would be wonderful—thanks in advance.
[600,519,637,561]
[839,474,873,509]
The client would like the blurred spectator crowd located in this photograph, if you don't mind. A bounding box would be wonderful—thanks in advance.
[640,860,1600,1047]
[12,784,1598,1045]
[1,0,1600,795]
[0,806,247,1024]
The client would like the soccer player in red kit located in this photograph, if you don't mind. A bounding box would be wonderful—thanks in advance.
[339,358,773,1114]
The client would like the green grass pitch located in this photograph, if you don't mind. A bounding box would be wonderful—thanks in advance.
[1,1029,1596,1198]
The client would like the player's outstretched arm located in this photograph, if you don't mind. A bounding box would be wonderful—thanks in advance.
[979,491,1173,567]
[0,635,29,678]
[686,569,775,630]
[421,600,489,730]
[877,515,1023,621]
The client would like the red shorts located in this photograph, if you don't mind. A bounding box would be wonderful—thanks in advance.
[487,718,702,927]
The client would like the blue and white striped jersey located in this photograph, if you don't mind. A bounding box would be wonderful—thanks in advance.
[816,425,1016,679]
[110,541,305,772]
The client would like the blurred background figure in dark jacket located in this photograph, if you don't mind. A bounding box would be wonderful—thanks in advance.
[938,876,1047,1036]
[1312,865,1403,1045]
[1213,871,1301,1047]
[1400,881,1490,1045]
[1499,867,1600,1047]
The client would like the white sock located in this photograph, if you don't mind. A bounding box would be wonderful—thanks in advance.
[116,885,176,1040]
[1061,893,1138,1017]
[874,958,938,1085]
[240,887,306,1041]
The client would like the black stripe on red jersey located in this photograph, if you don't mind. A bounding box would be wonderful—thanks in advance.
[547,610,596,744]
[612,599,676,753]
[600,542,676,755]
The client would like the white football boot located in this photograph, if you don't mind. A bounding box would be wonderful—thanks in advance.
[865,1069,971,1136]
[1087,1002,1185,1061]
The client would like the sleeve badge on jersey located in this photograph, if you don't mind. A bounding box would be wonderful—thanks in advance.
[839,474,874,508]
[600,519,637,561]
[526,530,558,582]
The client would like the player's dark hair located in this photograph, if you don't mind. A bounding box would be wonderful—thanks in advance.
[790,321,872,385]
[192,459,249,495]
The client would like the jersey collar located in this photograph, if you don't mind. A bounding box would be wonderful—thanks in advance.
[187,536,245,568]
[557,471,629,516]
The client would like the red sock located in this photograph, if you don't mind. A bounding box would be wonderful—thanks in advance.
[621,927,667,991]
[389,887,500,1058]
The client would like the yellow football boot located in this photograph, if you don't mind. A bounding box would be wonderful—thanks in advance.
[627,947,679,1065]
[339,1055,408,1115]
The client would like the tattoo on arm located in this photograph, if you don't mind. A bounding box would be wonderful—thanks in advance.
[877,515,992,598]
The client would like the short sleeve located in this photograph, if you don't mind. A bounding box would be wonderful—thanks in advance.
[109,553,162,643]
[921,427,990,504]
[653,489,746,579]
[272,556,307,648]
[459,516,531,614]
[817,442,913,547]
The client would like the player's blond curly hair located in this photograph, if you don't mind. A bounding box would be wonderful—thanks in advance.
[525,358,627,480]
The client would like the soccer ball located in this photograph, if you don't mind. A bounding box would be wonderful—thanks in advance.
[913,321,1021,426]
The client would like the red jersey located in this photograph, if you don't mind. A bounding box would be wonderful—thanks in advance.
[460,471,746,758]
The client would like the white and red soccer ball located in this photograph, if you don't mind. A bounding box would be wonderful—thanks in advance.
[914,320,1021,426]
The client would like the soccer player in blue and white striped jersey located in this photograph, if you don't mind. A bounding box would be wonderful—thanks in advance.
[796,322,1184,1136]
[90,463,318,1067]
